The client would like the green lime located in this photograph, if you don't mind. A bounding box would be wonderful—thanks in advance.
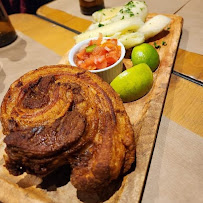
[110,63,153,102]
[131,43,160,71]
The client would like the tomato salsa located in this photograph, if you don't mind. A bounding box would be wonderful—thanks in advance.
[74,34,121,70]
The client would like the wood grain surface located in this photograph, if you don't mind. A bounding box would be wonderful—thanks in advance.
[163,74,203,136]
[120,14,183,202]
[174,49,203,82]
[9,14,77,56]
[37,6,92,32]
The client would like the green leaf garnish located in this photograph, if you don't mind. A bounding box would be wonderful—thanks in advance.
[154,42,161,49]
[98,23,104,27]
[162,41,167,46]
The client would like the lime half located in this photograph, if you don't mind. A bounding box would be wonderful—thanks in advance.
[110,63,153,102]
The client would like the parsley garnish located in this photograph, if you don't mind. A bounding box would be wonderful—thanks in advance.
[125,1,135,8]
[119,6,135,17]
[120,1,137,17]
[98,23,104,27]
[125,1,133,6]
[120,9,124,13]
[167,27,171,30]
[162,41,167,46]
[121,16,125,20]
[154,42,161,49]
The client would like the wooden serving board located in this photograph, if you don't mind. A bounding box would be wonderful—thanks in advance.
[119,14,183,202]
[0,14,183,203]
[59,13,183,202]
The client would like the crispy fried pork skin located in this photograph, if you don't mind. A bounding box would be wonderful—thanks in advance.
[0,65,135,191]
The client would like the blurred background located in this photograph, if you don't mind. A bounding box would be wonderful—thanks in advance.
[2,0,53,14]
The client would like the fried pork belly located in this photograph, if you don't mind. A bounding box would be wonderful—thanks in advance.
[0,65,135,191]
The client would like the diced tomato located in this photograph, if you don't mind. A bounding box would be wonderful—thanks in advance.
[76,48,87,60]
[84,57,94,66]
[106,57,117,66]
[75,34,121,70]
[96,55,105,63]
[92,46,107,56]
[90,33,103,46]
[108,39,118,45]
[97,60,108,69]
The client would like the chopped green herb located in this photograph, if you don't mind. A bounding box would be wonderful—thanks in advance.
[120,6,134,17]
[125,1,133,6]
[121,16,125,20]
[126,8,131,12]
[119,9,124,13]
[162,41,167,46]
[154,42,161,49]
[103,13,106,16]
[125,1,135,8]
[98,23,104,27]
[140,7,144,11]
[137,12,139,14]
[167,27,171,30]
[98,9,103,12]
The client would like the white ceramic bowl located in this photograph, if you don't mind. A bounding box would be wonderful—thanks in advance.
[68,37,125,83]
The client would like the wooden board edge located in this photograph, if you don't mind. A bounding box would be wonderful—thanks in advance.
[117,14,183,203]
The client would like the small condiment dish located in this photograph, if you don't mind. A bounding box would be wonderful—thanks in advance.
[68,37,126,83]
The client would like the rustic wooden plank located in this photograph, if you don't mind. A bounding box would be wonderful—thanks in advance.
[163,74,203,136]
[9,14,77,56]
[118,14,183,202]
[174,49,203,82]
[37,6,92,32]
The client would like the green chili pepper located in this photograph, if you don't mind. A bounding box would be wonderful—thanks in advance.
[86,44,96,53]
